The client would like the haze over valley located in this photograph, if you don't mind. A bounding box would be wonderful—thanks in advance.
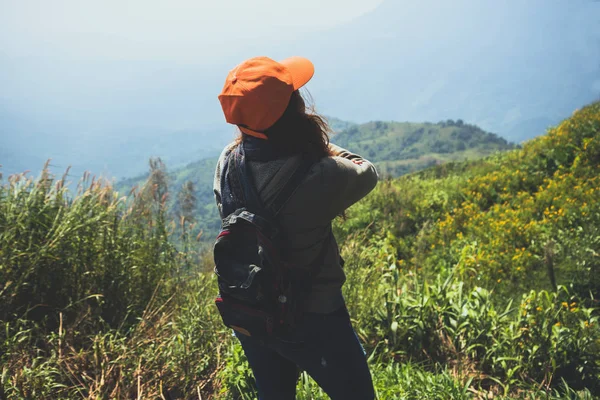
[1,0,599,182]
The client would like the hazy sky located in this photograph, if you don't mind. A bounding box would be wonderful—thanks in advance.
[1,0,598,179]
[1,0,384,61]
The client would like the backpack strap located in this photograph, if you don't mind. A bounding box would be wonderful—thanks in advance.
[219,148,245,218]
[222,143,331,287]
[234,144,266,214]
[232,144,313,220]
[221,208,274,236]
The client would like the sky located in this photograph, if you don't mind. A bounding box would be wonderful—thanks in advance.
[1,0,598,180]
[0,0,385,61]
[0,0,384,176]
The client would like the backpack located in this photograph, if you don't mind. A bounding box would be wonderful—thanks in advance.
[213,143,325,339]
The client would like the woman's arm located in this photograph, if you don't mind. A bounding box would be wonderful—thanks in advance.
[318,143,379,220]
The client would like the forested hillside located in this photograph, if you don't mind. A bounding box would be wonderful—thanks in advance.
[332,120,516,177]
[2,103,598,398]
[326,116,357,133]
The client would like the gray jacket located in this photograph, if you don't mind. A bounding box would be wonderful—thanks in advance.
[213,142,378,313]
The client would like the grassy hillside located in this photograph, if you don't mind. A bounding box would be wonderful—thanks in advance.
[329,101,600,397]
[337,104,600,299]
[332,120,517,177]
[2,102,599,398]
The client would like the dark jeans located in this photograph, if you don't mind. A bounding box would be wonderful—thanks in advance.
[235,306,375,399]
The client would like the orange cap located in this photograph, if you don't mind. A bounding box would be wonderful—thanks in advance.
[218,56,315,140]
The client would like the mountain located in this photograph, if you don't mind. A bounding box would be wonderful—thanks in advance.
[117,118,516,243]
[302,0,600,143]
[326,116,357,134]
[331,120,516,177]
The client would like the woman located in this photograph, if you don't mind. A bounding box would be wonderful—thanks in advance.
[214,56,378,399]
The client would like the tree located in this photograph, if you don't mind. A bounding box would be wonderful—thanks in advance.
[131,157,169,228]
[176,180,197,271]
[176,180,197,234]
[148,157,168,204]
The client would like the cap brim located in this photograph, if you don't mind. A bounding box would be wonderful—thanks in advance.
[279,56,314,90]
[239,126,269,140]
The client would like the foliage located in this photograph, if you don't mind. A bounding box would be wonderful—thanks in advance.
[0,160,177,330]
[340,225,600,397]
[2,103,600,398]
[337,102,600,300]
[117,156,221,248]
[1,272,228,399]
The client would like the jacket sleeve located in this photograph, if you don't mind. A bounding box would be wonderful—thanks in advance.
[318,143,379,220]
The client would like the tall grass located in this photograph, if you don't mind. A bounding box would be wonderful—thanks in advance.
[0,163,230,398]
[1,165,598,398]
[0,163,177,329]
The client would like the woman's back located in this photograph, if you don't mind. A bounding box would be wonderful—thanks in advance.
[214,137,378,313]
[214,55,377,399]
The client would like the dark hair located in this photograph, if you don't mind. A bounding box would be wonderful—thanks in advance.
[235,90,333,160]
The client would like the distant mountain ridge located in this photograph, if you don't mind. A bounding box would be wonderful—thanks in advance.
[2,0,597,181]
[117,117,516,243]
[303,0,600,142]
[332,119,516,177]
[326,116,357,134]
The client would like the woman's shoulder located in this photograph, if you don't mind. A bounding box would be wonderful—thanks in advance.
[215,142,239,173]
[307,153,363,180]
[218,142,238,162]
